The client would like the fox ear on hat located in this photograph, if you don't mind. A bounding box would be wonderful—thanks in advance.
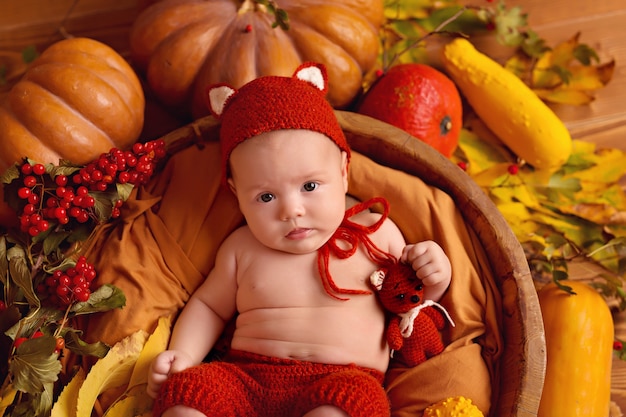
[294,62,328,94]
[206,84,236,118]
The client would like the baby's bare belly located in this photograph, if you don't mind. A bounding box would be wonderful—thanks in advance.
[231,306,390,373]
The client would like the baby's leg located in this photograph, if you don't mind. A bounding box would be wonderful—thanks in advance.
[303,405,348,417]
[301,368,390,417]
[161,405,206,417]
[153,362,256,417]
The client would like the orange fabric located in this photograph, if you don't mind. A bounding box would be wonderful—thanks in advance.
[347,152,502,416]
[77,143,501,416]
[79,142,243,346]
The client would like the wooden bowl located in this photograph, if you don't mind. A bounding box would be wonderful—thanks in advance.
[157,110,547,417]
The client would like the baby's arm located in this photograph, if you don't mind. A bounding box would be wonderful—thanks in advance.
[401,241,451,302]
[147,237,239,398]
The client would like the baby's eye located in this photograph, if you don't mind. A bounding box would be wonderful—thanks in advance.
[258,193,274,203]
[302,182,318,192]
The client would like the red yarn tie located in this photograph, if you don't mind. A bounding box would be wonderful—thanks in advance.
[317,197,396,300]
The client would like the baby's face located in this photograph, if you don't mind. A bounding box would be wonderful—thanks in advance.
[228,129,348,254]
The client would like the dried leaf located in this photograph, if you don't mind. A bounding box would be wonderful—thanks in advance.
[51,367,86,417]
[528,33,614,104]
[75,330,148,417]
[128,316,172,390]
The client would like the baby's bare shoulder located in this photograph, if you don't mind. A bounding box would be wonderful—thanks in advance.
[352,210,405,256]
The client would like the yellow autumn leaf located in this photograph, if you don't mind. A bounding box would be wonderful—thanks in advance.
[127,315,172,390]
[102,385,154,417]
[532,33,579,88]
[570,147,626,184]
[469,164,509,189]
[76,330,148,417]
[51,367,86,417]
[558,202,621,224]
[457,127,511,174]
[534,88,594,105]
[558,61,615,91]
[494,202,538,234]
[0,385,17,417]
[528,33,614,105]
[504,53,532,79]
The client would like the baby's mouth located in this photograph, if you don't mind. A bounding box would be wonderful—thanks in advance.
[286,227,310,240]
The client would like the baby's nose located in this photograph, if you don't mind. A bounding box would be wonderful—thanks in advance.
[280,197,304,221]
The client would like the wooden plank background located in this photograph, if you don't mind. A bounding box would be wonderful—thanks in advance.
[1,0,625,413]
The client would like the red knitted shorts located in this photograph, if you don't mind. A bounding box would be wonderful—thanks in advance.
[153,349,390,417]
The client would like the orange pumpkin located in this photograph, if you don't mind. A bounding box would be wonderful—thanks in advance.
[357,63,463,158]
[0,37,145,225]
[129,0,384,117]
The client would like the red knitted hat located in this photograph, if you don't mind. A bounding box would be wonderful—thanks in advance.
[206,62,350,181]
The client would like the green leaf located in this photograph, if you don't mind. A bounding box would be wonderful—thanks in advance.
[0,163,20,185]
[384,0,434,20]
[115,182,134,202]
[21,45,38,64]
[493,3,527,47]
[42,230,72,256]
[542,173,582,202]
[4,307,64,340]
[520,29,549,58]
[7,246,40,309]
[69,284,126,316]
[65,329,110,358]
[48,163,80,178]
[573,43,599,65]
[9,336,61,394]
[416,6,485,33]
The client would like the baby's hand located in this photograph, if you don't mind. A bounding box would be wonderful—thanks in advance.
[147,350,194,398]
[400,241,451,301]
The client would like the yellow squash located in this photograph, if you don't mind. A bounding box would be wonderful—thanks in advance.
[441,38,572,171]
[537,281,613,417]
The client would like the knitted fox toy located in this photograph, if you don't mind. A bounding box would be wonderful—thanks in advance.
[370,261,454,367]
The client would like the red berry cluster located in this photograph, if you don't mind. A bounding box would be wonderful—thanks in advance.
[14,140,166,237]
[17,163,98,236]
[74,140,166,192]
[41,256,97,306]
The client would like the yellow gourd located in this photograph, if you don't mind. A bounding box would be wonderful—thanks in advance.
[423,396,484,417]
[441,38,572,171]
[537,281,613,417]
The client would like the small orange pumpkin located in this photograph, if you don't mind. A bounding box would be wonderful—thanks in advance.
[357,63,463,158]
[129,0,384,117]
[0,37,145,225]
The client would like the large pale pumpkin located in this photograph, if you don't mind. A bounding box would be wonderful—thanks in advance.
[129,0,384,117]
[0,37,145,225]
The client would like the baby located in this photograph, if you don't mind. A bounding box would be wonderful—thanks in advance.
[147,63,452,417]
